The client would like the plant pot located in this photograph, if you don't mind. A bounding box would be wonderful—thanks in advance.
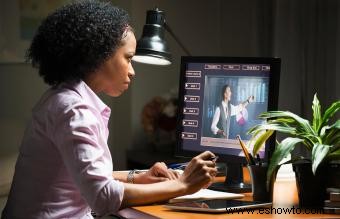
[325,161,340,188]
[248,164,278,202]
[293,162,327,208]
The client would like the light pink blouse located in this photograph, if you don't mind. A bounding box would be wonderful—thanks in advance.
[2,80,124,219]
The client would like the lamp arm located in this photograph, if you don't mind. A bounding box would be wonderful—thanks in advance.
[164,23,192,56]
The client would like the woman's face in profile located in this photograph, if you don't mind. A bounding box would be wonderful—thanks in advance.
[224,86,232,101]
[91,30,136,97]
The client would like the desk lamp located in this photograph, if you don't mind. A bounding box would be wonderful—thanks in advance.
[133,8,191,65]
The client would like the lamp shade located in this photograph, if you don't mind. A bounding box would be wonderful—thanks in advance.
[133,8,172,65]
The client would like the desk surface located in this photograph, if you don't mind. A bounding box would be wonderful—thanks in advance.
[118,179,339,219]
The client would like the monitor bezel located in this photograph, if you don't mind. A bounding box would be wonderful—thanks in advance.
[174,56,281,164]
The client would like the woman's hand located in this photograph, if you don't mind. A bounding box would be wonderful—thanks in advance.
[179,151,217,194]
[121,151,217,207]
[134,162,180,184]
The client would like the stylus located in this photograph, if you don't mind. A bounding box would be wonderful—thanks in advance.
[210,156,219,162]
[169,156,218,170]
[168,163,187,170]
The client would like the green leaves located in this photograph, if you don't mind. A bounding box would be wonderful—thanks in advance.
[320,120,340,145]
[259,111,315,136]
[328,148,340,161]
[312,94,322,133]
[267,137,303,185]
[251,130,274,156]
[248,110,316,151]
[247,93,339,181]
[312,143,330,174]
[321,100,340,128]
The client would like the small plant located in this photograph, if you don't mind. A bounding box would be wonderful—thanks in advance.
[248,94,340,185]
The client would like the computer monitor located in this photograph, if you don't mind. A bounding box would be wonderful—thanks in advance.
[175,56,281,193]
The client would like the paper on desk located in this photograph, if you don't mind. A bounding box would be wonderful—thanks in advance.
[169,189,244,203]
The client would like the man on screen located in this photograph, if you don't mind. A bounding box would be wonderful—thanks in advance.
[211,84,254,139]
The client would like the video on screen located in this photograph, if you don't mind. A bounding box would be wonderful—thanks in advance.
[180,62,272,157]
[200,74,269,153]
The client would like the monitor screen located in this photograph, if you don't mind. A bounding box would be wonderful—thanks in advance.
[175,56,281,192]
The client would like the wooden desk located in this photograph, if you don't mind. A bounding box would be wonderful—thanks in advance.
[118,179,339,219]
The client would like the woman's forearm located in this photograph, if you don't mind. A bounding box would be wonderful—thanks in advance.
[119,151,217,208]
[121,179,187,207]
[112,171,128,182]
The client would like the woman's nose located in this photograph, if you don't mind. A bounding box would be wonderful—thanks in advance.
[128,63,135,78]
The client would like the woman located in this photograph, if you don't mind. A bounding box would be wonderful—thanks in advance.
[211,84,254,139]
[2,1,217,218]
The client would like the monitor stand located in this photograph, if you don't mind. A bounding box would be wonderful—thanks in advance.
[209,163,252,193]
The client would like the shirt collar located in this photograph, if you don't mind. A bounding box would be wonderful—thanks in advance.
[63,80,111,116]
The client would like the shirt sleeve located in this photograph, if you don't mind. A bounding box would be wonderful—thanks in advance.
[230,104,242,116]
[211,107,220,134]
[51,102,124,216]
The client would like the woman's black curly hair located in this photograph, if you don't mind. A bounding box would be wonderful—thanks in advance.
[26,0,131,86]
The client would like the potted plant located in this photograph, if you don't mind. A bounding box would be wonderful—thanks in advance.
[247,93,340,207]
